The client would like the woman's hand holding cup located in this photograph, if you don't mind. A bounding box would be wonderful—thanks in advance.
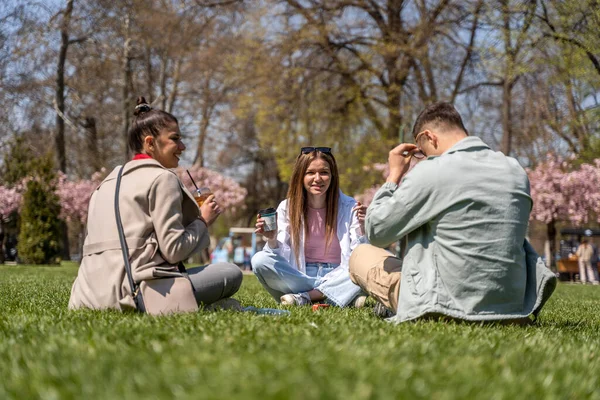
[200,194,221,226]
[255,215,276,240]
[256,207,278,248]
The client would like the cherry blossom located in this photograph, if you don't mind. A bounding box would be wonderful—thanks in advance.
[528,155,600,226]
[2,165,247,228]
[55,172,101,224]
[175,165,247,213]
[0,186,22,221]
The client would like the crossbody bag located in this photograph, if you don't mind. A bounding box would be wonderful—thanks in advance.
[114,165,198,315]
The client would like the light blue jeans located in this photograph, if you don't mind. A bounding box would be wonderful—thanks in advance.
[251,250,364,307]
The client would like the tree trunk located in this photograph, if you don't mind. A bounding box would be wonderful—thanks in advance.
[383,0,404,143]
[55,0,74,173]
[194,108,212,168]
[194,76,215,168]
[565,78,587,149]
[159,55,168,110]
[500,0,513,156]
[55,0,75,261]
[501,78,513,155]
[166,57,182,114]
[82,116,101,173]
[0,221,5,264]
[386,87,403,143]
[547,220,556,269]
[144,42,154,103]
[121,15,132,160]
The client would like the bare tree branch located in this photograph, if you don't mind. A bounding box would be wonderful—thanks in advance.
[450,0,483,103]
[458,80,503,94]
[537,0,600,76]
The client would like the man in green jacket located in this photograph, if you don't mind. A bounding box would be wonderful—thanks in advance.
[349,102,556,323]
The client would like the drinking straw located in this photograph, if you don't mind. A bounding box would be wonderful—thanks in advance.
[186,170,200,191]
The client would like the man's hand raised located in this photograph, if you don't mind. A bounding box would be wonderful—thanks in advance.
[387,143,419,185]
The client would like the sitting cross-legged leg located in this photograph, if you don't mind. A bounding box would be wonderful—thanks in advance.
[251,250,317,303]
[349,244,402,315]
[315,265,366,308]
[187,262,243,307]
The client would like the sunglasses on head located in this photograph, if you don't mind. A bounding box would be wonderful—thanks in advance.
[300,146,332,155]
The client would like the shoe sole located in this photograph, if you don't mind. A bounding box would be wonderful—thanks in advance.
[353,296,367,308]
[280,295,296,305]
[373,302,394,318]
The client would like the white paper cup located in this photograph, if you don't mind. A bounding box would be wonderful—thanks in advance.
[259,208,277,232]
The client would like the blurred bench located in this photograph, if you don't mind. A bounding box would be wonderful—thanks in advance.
[557,258,600,281]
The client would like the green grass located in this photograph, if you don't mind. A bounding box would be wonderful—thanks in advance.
[1,264,599,400]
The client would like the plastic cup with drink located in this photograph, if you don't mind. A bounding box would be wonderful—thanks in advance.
[186,170,212,208]
[194,187,212,208]
[258,207,277,232]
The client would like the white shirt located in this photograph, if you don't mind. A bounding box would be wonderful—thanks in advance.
[264,190,367,273]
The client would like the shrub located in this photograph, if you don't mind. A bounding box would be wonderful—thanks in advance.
[17,156,62,265]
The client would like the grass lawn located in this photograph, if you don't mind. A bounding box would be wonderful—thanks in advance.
[1,263,599,399]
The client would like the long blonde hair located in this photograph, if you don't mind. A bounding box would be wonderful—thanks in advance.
[287,150,339,265]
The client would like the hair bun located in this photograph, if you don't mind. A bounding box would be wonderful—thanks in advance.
[133,96,152,116]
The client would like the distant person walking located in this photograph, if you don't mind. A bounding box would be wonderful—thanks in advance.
[576,240,598,285]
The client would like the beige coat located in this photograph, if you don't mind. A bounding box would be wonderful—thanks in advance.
[69,159,209,311]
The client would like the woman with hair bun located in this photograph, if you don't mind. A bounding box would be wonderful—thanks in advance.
[69,97,243,314]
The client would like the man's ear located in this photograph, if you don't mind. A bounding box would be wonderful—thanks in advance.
[428,131,439,149]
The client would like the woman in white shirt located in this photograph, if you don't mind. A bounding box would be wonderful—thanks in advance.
[251,147,367,307]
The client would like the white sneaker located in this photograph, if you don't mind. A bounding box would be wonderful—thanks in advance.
[353,295,368,308]
[280,292,311,306]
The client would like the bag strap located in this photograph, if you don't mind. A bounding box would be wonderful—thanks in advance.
[115,165,146,312]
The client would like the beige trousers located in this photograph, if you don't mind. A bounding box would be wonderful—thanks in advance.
[579,260,599,284]
[349,244,402,312]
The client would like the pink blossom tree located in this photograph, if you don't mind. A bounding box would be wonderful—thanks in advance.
[527,154,570,267]
[54,166,248,223]
[3,167,247,224]
[55,172,102,224]
[0,185,21,262]
[527,155,600,267]
[562,160,600,225]
[53,172,103,258]
[176,166,247,213]
[0,186,22,222]
[1,167,247,262]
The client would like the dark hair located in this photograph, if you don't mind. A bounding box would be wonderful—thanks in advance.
[411,102,468,138]
[127,96,179,154]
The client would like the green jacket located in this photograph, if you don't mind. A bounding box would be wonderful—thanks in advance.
[366,137,556,322]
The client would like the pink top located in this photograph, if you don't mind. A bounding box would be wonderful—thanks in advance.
[304,206,341,264]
